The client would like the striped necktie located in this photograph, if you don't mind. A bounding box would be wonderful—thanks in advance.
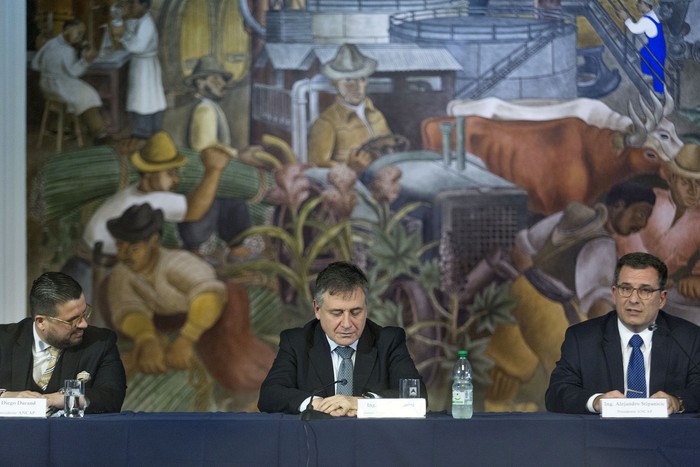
[37,346,59,390]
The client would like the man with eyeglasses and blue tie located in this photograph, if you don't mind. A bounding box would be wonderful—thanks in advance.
[546,252,700,414]
[0,272,126,413]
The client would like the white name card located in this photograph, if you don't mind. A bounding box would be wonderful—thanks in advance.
[357,398,426,419]
[601,398,668,418]
[0,398,47,418]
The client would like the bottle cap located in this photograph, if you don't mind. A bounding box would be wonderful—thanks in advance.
[458,350,468,358]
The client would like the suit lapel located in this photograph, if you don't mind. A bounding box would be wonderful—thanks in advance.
[48,347,81,393]
[12,321,34,389]
[649,313,671,392]
[602,313,625,391]
[354,325,378,396]
[308,324,334,394]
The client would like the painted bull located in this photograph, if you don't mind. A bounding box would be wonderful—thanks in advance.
[447,93,682,163]
[422,95,680,215]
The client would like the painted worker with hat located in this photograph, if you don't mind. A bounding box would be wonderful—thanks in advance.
[82,130,251,261]
[106,202,224,373]
[617,143,700,325]
[484,181,656,412]
[105,203,275,382]
[184,55,262,158]
[308,43,392,170]
[185,55,233,152]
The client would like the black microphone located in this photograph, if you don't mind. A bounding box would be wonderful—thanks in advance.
[299,378,348,421]
[649,323,700,372]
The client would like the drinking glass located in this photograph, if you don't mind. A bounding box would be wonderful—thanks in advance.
[399,378,420,398]
[63,379,84,418]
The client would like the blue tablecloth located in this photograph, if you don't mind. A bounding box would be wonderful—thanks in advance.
[2,411,699,466]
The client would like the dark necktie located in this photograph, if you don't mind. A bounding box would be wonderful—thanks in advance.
[627,334,646,398]
[335,346,354,396]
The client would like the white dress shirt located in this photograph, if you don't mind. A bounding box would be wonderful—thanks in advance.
[32,323,62,385]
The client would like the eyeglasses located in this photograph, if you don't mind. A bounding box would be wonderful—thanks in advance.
[615,285,662,300]
[43,305,92,328]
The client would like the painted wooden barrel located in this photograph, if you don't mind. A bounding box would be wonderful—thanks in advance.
[157,0,251,94]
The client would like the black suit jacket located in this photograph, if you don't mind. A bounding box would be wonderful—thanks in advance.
[0,318,127,413]
[258,318,426,414]
[546,310,700,414]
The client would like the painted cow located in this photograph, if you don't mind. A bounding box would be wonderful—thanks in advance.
[422,95,681,214]
[447,93,682,163]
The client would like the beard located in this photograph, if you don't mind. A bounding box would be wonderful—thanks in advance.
[44,326,84,349]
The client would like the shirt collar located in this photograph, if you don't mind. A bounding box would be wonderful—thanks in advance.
[325,334,359,353]
[339,99,366,115]
[617,318,654,348]
[32,321,52,353]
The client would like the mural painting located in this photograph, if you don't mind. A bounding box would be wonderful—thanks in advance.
[26,0,700,413]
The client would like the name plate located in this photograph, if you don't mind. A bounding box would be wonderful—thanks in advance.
[0,398,47,418]
[357,398,426,419]
[601,398,668,418]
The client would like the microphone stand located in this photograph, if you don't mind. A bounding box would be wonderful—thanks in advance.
[299,379,348,421]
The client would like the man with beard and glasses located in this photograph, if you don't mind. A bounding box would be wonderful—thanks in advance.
[0,272,126,413]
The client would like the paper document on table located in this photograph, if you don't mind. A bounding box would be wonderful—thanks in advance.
[357,398,426,418]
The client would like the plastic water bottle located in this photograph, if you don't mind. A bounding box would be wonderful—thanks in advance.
[451,350,473,419]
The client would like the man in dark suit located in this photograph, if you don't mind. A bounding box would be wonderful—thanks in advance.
[546,252,700,414]
[0,272,126,413]
[258,261,426,416]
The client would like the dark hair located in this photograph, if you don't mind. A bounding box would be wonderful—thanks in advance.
[29,272,83,318]
[137,0,152,9]
[63,19,81,31]
[313,261,369,307]
[605,181,656,207]
[614,252,668,289]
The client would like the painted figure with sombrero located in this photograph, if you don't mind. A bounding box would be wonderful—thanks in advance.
[617,143,700,325]
[308,43,392,170]
[484,181,657,412]
[83,130,252,262]
[105,203,275,388]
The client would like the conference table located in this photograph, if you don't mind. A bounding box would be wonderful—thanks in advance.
[2,411,699,466]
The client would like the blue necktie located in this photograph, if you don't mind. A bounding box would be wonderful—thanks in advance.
[335,346,354,396]
[627,334,646,398]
